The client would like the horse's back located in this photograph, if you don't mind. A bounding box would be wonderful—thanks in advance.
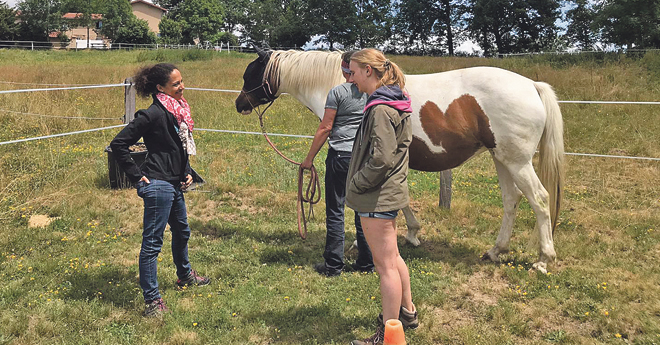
[405,66,549,169]
[405,67,539,106]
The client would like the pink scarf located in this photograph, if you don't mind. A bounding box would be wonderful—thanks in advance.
[156,92,196,155]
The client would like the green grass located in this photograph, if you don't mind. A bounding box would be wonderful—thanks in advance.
[0,49,659,344]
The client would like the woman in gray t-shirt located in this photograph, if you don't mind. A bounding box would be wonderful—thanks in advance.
[301,51,374,277]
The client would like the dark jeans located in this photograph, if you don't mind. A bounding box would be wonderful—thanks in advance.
[324,148,373,272]
[136,179,192,302]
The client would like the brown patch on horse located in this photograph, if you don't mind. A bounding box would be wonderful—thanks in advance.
[409,95,496,172]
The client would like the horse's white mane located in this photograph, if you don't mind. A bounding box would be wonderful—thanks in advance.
[265,50,344,95]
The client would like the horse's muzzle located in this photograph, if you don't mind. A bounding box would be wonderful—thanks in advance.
[235,93,254,115]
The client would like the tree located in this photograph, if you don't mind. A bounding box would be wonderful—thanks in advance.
[114,17,156,44]
[354,0,392,49]
[270,0,312,47]
[0,1,19,40]
[218,0,250,34]
[394,0,468,55]
[158,17,182,44]
[565,0,600,50]
[153,0,183,14]
[308,0,357,49]
[167,0,224,44]
[97,0,134,41]
[594,0,660,48]
[239,0,313,48]
[465,0,560,56]
[16,0,63,41]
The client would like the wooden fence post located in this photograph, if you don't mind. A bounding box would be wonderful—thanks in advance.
[124,77,136,124]
[439,169,452,209]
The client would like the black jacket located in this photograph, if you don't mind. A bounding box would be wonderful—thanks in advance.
[110,96,192,184]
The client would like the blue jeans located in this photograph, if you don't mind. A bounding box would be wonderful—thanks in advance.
[136,179,192,302]
[324,148,373,273]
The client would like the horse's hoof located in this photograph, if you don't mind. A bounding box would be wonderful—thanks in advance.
[404,232,420,246]
[481,251,500,262]
[532,262,548,274]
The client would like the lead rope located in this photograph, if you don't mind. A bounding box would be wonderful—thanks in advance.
[253,100,321,240]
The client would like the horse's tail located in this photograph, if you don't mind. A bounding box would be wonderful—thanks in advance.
[534,81,565,233]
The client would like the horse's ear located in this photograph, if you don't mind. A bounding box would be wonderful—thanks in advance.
[255,46,267,59]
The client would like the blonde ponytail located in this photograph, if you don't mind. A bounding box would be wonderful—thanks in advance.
[350,48,405,89]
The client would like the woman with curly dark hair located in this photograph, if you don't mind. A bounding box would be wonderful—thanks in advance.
[110,63,209,317]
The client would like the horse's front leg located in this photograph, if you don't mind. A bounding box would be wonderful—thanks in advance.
[401,205,421,246]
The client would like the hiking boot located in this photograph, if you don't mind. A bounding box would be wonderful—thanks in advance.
[176,270,210,288]
[314,262,342,277]
[351,323,385,345]
[377,305,418,329]
[144,297,169,317]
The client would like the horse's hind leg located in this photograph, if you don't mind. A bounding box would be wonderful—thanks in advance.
[402,205,421,246]
[483,159,523,262]
[506,162,556,273]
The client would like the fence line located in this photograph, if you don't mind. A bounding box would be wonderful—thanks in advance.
[0,83,129,95]
[2,83,660,105]
[0,108,121,121]
[1,82,659,161]
[0,124,125,146]
[565,152,660,161]
[1,125,658,162]
[186,87,241,93]
[196,128,313,139]
[0,80,110,87]
[558,100,660,105]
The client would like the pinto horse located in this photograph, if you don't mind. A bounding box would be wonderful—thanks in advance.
[235,49,564,273]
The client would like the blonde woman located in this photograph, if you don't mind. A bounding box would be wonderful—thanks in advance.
[346,49,418,345]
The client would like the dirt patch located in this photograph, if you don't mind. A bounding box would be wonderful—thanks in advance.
[28,214,60,228]
[426,304,475,331]
[167,330,198,345]
[456,271,508,307]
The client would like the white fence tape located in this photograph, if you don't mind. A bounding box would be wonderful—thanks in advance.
[0,125,126,146]
[0,83,129,95]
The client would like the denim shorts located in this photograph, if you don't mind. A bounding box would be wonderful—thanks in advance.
[357,210,399,219]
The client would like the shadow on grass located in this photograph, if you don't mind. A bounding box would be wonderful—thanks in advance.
[399,236,484,267]
[61,265,138,307]
[94,171,112,190]
[249,305,369,344]
[192,215,486,269]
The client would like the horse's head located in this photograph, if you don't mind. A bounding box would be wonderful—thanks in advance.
[235,47,279,115]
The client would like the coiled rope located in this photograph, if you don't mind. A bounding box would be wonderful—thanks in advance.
[248,99,321,240]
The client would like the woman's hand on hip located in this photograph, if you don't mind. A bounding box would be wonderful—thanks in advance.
[140,176,151,184]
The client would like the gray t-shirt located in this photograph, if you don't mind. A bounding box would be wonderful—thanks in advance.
[325,83,367,152]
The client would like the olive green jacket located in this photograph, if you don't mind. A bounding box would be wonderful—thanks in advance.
[346,104,412,213]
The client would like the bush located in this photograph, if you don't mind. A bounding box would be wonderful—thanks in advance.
[641,51,660,82]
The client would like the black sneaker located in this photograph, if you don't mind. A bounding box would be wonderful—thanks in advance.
[144,297,169,317]
[313,262,342,277]
[176,270,210,288]
[377,305,419,329]
[351,323,385,345]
